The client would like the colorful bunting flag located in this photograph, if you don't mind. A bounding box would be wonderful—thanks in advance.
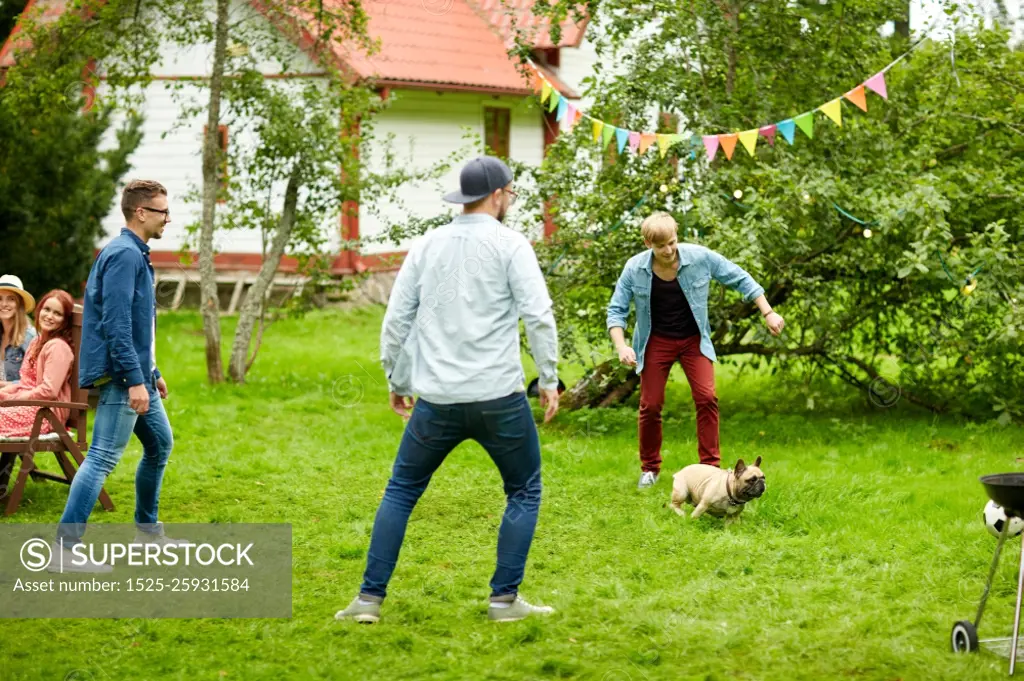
[776,119,795,145]
[844,85,868,112]
[865,72,888,100]
[794,112,814,139]
[657,134,671,158]
[703,135,719,161]
[540,82,552,104]
[548,91,560,113]
[738,129,759,156]
[602,123,616,149]
[719,133,738,160]
[819,98,842,127]
[616,127,630,153]
[525,56,901,167]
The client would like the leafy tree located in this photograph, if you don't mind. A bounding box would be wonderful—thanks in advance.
[515,0,1024,421]
[0,0,157,297]
[156,0,453,383]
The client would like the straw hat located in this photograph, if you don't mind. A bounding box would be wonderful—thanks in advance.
[0,275,36,313]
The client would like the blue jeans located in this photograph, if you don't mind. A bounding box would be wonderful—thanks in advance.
[361,392,542,599]
[57,381,174,544]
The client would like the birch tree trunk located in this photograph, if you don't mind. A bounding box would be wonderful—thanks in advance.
[198,0,230,384]
[227,168,301,383]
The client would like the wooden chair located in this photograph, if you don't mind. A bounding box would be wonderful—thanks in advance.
[0,304,114,516]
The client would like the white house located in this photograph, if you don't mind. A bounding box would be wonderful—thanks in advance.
[2,0,599,299]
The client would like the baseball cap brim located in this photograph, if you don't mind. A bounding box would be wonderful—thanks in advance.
[442,189,494,204]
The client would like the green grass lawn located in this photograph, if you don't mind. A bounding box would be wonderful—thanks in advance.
[2,307,1024,680]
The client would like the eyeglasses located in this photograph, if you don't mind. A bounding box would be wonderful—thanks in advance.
[505,189,518,206]
[140,206,171,220]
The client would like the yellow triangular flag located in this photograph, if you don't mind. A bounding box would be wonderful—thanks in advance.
[540,82,552,104]
[591,120,604,144]
[738,129,758,156]
[657,134,671,158]
[819,98,843,127]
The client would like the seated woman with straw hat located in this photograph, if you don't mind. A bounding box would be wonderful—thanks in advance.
[0,275,37,388]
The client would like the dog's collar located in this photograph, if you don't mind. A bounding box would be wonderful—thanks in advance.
[726,476,746,506]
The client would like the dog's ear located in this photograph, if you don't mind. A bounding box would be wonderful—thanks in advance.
[754,455,762,468]
[734,459,746,476]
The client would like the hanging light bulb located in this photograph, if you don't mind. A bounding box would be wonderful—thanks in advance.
[660,184,669,193]
[863,228,873,238]
[733,189,743,200]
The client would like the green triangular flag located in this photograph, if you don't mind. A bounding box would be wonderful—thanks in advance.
[548,91,561,113]
[794,112,814,140]
[602,123,616,149]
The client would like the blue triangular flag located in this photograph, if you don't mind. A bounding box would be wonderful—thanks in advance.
[777,119,796,145]
[555,97,568,123]
[615,127,630,153]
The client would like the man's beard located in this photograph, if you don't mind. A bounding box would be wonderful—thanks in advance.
[496,206,507,223]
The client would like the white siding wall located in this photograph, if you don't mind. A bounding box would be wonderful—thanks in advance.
[99,0,325,257]
[360,89,546,254]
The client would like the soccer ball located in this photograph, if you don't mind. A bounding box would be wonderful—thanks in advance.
[983,500,1024,538]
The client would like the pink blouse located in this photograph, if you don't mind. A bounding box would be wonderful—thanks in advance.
[0,338,74,427]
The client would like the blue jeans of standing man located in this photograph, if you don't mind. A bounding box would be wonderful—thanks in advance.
[360,392,542,599]
[57,381,174,544]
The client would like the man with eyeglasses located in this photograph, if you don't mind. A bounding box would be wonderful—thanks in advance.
[49,179,188,572]
[336,155,562,623]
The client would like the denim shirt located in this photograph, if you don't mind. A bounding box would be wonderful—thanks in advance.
[80,228,161,389]
[606,244,765,372]
[2,326,36,383]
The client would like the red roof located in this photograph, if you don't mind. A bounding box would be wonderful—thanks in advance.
[335,0,536,95]
[263,0,586,95]
[2,0,587,96]
[0,0,65,70]
[472,0,588,49]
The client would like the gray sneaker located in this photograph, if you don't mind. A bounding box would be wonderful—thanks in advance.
[637,471,659,489]
[488,594,555,622]
[335,595,382,624]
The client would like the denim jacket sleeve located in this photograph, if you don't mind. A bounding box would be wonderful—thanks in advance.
[707,250,765,303]
[606,262,634,330]
[101,250,146,387]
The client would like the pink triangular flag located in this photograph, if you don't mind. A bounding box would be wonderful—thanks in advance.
[628,131,641,152]
[566,104,577,126]
[758,124,777,146]
[702,135,719,161]
[865,72,888,100]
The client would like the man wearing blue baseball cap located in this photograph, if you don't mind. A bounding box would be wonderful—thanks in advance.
[336,156,561,624]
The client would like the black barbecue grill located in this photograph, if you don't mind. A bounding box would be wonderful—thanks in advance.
[952,474,1024,675]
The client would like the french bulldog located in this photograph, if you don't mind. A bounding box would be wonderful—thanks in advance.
[670,457,766,523]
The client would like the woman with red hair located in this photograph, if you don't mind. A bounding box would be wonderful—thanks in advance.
[0,290,76,437]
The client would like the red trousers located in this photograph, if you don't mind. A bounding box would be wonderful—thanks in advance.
[638,334,719,473]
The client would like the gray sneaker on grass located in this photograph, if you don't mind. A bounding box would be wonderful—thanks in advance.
[335,595,382,624]
[488,594,555,622]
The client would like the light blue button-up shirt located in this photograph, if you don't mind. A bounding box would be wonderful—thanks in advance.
[607,244,765,373]
[381,213,560,405]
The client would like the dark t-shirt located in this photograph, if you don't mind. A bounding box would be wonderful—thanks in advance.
[650,273,699,339]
